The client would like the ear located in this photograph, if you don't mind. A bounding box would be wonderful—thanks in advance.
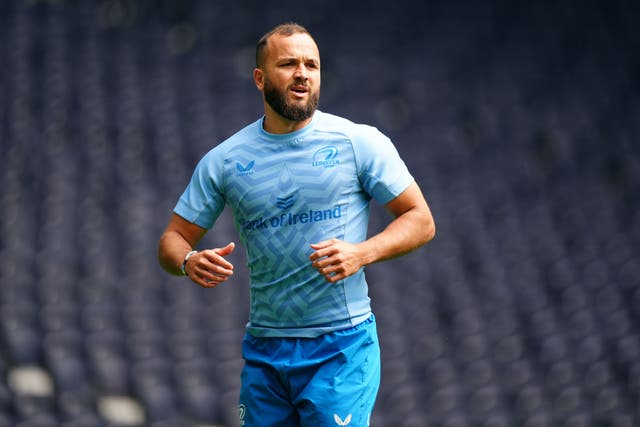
[253,68,264,91]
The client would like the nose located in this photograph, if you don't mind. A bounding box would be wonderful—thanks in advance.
[293,64,309,80]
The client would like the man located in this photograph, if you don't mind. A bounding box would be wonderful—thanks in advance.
[158,22,435,427]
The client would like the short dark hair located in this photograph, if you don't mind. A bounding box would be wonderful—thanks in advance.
[255,22,314,68]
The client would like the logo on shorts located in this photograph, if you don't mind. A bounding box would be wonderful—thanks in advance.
[238,404,246,425]
[334,413,352,426]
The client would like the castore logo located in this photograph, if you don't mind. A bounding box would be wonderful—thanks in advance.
[334,413,352,426]
[236,161,255,176]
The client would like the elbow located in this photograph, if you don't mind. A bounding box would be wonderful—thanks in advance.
[421,212,436,246]
[424,219,436,244]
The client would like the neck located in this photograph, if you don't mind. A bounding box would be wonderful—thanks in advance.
[262,104,314,134]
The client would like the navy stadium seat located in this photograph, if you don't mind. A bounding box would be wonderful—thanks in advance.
[0,0,638,425]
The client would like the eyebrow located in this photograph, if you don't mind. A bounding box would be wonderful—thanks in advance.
[276,56,320,65]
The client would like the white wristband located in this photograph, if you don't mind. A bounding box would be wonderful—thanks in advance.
[181,250,198,276]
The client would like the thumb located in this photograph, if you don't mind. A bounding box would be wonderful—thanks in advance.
[215,242,235,256]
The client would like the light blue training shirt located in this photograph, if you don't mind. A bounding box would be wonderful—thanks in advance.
[174,111,414,337]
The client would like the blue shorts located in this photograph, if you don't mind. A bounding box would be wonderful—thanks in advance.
[239,315,380,427]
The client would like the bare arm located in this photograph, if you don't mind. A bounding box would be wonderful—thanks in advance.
[158,213,235,288]
[309,181,435,282]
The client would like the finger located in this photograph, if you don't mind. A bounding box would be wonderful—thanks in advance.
[196,278,218,288]
[200,265,234,282]
[310,238,338,251]
[191,274,219,288]
[200,279,224,288]
[188,257,232,279]
[215,242,235,257]
[310,239,337,250]
[323,273,342,283]
[322,270,346,283]
[202,250,234,270]
[194,270,230,288]
[311,255,336,269]
[309,245,338,262]
[318,262,343,276]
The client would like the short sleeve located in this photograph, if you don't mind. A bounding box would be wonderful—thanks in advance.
[352,126,414,204]
[173,150,226,229]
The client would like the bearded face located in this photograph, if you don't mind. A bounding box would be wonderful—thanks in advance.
[263,75,320,122]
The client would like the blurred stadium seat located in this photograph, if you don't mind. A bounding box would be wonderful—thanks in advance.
[0,0,638,426]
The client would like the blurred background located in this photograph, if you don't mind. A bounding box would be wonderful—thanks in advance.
[0,0,638,426]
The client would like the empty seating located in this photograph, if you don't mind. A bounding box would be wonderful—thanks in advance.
[0,0,638,426]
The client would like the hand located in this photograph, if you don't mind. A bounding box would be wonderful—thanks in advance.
[185,242,235,288]
[309,238,364,283]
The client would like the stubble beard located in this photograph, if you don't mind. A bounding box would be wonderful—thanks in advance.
[263,77,319,122]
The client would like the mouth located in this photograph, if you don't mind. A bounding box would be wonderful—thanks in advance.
[290,85,309,97]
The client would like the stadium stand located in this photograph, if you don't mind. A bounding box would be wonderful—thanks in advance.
[0,0,638,426]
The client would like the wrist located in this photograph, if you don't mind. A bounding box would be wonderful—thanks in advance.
[181,250,198,276]
[362,239,383,266]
